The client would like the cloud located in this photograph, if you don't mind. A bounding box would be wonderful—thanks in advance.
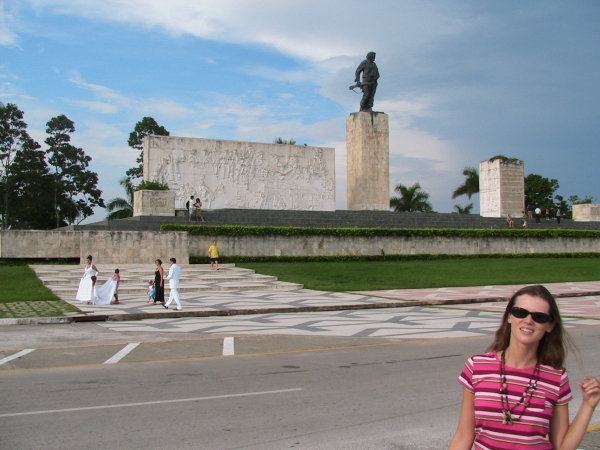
[0,3,19,46]
[26,0,469,61]
[66,72,194,118]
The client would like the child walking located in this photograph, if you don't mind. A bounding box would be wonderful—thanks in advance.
[148,280,156,303]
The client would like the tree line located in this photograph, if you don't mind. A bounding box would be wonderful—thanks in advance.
[0,102,104,229]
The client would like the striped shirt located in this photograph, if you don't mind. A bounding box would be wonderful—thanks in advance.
[459,352,572,449]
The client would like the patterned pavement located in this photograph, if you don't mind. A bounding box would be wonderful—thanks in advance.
[355,281,600,303]
[97,306,598,339]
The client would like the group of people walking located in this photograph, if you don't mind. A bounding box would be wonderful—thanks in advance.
[75,255,121,305]
[75,241,220,309]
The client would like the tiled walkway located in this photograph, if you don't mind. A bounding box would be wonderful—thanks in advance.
[97,306,597,339]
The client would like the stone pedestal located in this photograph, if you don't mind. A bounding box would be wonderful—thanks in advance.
[347,112,389,210]
[479,159,524,218]
[133,190,176,217]
[573,204,600,222]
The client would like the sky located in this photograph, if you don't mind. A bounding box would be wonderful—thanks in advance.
[1,0,599,222]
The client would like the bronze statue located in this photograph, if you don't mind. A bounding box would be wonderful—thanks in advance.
[350,52,380,112]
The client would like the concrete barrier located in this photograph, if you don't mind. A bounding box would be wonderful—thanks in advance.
[1,229,599,263]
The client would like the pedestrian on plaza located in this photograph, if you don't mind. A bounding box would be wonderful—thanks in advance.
[148,280,156,304]
[521,210,528,229]
[507,214,515,228]
[208,240,220,271]
[546,208,551,220]
[154,259,165,305]
[163,257,183,311]
[187,195,196,221]
[527,205,534,219]
[448,285,600,450]
[557,209,562,225]
[76,254,99,305]
[534,206,542,223]
[194,198,205,222]
[96,268,120,305]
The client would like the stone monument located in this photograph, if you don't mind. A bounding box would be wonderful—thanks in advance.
[346,52,389,211]
[143,136,335,211]
[346,112,390,210]
[133,190,175,217]
[573,204,600,222]
[479,158,525,218]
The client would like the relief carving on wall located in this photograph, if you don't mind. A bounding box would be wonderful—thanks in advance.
[145,136,335,211]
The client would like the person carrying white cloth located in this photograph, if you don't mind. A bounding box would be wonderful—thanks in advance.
[163,257,183,311]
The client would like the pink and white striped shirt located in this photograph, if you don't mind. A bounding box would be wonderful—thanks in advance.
[459,351,572,449]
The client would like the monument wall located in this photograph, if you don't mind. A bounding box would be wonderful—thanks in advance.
[189,234,600,257]
[479,159,524,218]
[143,136,335,211]
[1,230,599,263]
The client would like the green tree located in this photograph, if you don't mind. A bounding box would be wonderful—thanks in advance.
[553,195,572,219]
[453,203,474,214]
[7,144,56,229]
[390,182,433,212]
[569,195,595,205]
[0,102,42,229]
[451,167,479,200]
[45,115,105,227]
[525,174,559,212]
[126,117,170,180]
[274,137,297,145]
[105,177,134,220]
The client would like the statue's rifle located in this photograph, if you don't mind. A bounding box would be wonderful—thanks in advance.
[349,82,363,93]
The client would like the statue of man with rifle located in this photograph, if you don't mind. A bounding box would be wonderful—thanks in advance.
[349,52,380,112]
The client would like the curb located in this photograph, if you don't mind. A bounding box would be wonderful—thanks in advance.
[3,290,600,325]
[0,317,73,325]
[102,295,516,322]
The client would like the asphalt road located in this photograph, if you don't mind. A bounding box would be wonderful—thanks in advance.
[1,326,599,450]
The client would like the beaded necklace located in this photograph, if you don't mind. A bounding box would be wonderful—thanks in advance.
[499,351,540,425]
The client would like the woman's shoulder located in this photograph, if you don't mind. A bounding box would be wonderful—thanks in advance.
[465,351,499,367]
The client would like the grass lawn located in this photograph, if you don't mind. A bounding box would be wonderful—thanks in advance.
[0,265,80,318]
[237,258,600,291]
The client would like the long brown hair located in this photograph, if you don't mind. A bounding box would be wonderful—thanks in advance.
[487,285,570,369]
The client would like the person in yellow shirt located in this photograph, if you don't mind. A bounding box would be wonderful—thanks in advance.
[208,240,219,271]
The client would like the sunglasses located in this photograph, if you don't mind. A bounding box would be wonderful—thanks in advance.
[510,306,553,324]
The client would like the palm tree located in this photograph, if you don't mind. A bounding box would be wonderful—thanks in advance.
[452,167,479,200]
[274,137,297,145]
[390,182,433,212]
[453,203,473,214]
[105,177,134,220]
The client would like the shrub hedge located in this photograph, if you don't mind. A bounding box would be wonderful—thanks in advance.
[161,224,600,239]
[189,252,600,264]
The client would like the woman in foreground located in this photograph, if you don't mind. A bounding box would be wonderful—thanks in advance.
[449,285,599,450]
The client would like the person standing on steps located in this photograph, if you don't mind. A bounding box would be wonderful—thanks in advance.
[534,206,542,223]
[209,240,220,271]
[163,257,183,311]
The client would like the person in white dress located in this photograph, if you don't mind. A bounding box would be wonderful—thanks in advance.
[76,255,99,305]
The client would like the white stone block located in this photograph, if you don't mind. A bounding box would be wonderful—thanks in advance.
[573,204,600,222]
[479,159,525,218]
[133,190,175,217]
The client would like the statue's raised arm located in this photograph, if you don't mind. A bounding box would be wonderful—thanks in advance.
[350,52,380,112]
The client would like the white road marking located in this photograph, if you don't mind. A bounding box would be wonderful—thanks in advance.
[103,343,140,364]
[223,336,234,356]
[0,388,304,418]
[0,349,35,366]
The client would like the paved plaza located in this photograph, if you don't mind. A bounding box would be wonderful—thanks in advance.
[96,305,598,339]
